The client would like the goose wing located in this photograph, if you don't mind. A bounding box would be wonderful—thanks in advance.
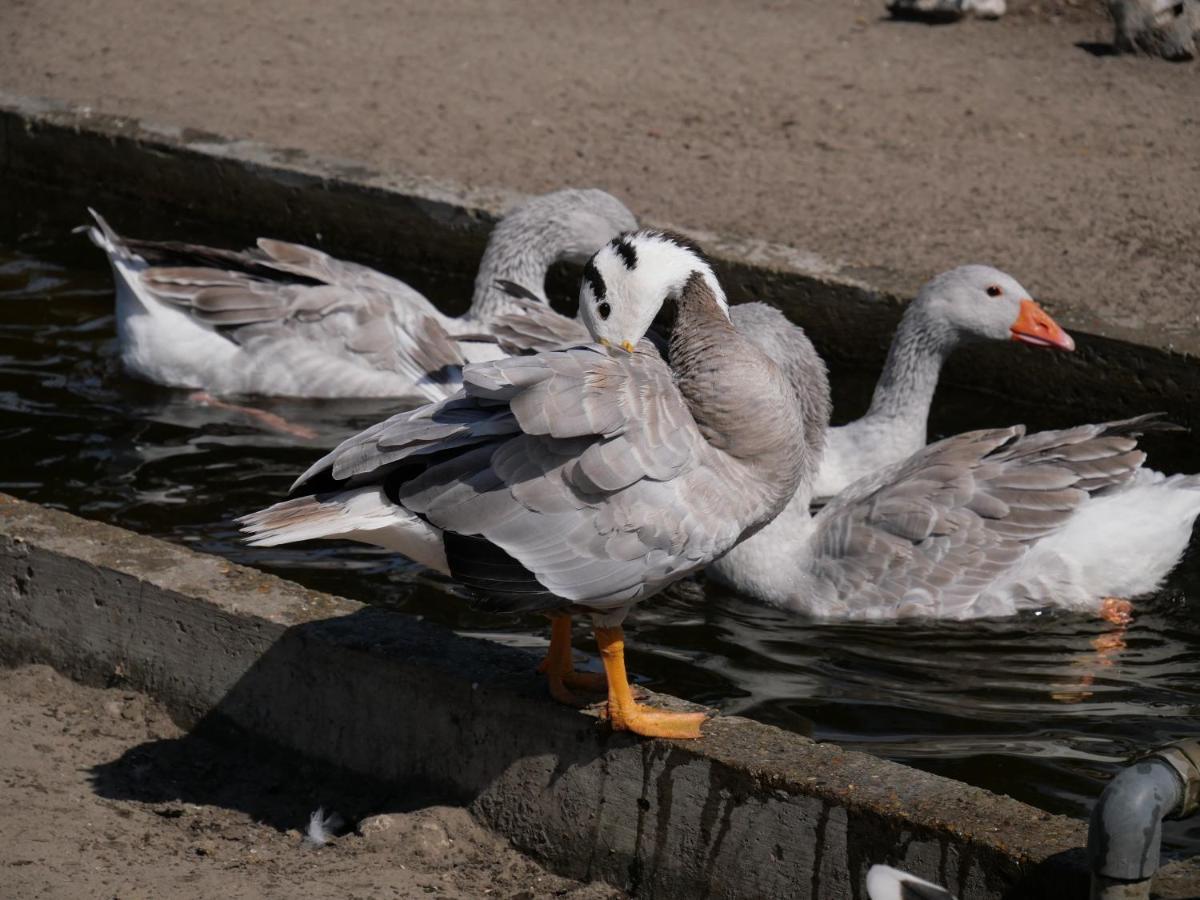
[807,416,1157,617]
[290,343,752,610]
[487,292,591,354]
[89,211,464,400]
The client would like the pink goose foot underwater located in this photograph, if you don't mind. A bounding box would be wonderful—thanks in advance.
[187,391,318,440]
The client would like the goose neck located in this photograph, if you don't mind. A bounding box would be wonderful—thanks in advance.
[865,304,960,426]
[669,273,806,506]
[469,218,563,322]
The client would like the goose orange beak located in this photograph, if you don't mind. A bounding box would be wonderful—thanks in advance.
[1011,299,1075,351]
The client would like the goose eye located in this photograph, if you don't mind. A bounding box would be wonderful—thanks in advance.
[986,285,1002,298]
[597,302,612,320]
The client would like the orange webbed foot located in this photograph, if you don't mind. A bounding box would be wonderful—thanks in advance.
[539,616,609,706]
[546,670,610,707]
[1099,597,1133,627]
[607,704,707,740]
[187,391,318,439]
[593,624,707,740]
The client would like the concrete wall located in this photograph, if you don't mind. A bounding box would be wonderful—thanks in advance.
[3,495,1198,898]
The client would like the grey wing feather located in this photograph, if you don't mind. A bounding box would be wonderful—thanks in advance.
[810,418,1160,615]
[488,296,591,354]
[93,211,465,394]
[296,345,742,607]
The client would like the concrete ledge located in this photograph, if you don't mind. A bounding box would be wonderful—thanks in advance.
[4,91,1200,442]
[2,495,1197,898]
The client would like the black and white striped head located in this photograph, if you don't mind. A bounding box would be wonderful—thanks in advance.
[578,230,729,352]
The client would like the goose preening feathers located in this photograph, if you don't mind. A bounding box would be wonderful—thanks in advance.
[86,188,637,401]
[468,264,1077,506]
[708,304,1200,620]
[240,230,811,738]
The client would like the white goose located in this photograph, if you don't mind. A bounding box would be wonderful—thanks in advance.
[239,231,812,738]
[86,188,637,401]
[708,303,1200,620]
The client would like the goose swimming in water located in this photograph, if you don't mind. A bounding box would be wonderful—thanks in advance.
[707,303,1200,620]
[239,230,812,738]
[86,188,637,402]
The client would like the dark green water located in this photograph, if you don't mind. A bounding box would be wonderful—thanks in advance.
[3,232,1198,857]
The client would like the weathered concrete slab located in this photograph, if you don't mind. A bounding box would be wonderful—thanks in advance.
[1,494,1196,898]
[4,91,1200,446]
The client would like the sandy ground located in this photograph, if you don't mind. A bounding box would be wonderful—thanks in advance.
[2,0,1198,336]
[0,664,622,900]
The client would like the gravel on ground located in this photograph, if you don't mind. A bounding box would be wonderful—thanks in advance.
[0,664,621,900]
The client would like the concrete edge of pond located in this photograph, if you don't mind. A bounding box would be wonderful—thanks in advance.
[4,90,1200,436]
[1,494,1197,899]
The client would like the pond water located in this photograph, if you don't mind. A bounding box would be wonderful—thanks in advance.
[3,230,1198,856]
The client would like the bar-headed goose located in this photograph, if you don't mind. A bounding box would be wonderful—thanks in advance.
[239,230,812,738]
[707,304,1200,620]
[86,188,637,401]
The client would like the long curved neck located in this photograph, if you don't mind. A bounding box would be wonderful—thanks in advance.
[469,213,567,322]
[670,274,805,496]
[863,302,960,433]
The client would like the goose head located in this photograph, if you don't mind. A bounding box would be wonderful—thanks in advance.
[916,265,1075,351]
[579,230,729,352]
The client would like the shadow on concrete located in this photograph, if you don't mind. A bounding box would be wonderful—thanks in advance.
[88,607,615,835]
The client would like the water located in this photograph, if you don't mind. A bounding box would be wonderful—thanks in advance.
[3,233,1199,856]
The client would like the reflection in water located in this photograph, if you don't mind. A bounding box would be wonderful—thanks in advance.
[3,235,1198,856]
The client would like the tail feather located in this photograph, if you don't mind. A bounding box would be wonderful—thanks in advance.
[237,488,449,574]
[238,495,354,546]
[83,208,144,267]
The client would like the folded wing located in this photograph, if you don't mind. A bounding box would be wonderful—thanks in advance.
[808,416,1158,617]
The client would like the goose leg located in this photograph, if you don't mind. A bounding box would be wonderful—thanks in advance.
[538,616,607,706]
[1099,597,1133,626]
[594,625,706,739]
[187,392,318,440]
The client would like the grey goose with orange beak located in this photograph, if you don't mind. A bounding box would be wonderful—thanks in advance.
[708,303,1200,621]
[239,230,809,739]
[812,265,1074,503]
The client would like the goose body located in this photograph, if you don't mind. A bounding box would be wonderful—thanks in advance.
[87,188,637,401]
[241,231,811,737]
[707,305,1200,620]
